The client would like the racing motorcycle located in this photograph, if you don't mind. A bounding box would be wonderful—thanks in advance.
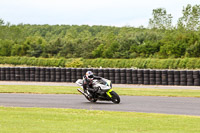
[76,78,120,104]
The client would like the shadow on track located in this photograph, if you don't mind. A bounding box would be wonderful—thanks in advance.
[82,102,117,105]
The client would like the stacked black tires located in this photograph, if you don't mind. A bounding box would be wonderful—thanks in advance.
[0,67,200,86]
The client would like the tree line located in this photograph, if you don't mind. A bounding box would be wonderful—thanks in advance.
[0,4,200,59]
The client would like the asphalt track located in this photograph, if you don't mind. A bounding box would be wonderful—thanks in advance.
[0,81,200,116]
[0,93,200,116]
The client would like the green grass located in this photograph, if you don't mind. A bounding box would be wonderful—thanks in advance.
[0,107,200,133]
[116,88,200,97]
[0,85,79,94]
[1,85,200,97]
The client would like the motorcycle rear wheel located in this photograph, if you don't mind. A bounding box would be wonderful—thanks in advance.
[110,91,120,104]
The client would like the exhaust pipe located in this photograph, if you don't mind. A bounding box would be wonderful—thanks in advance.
[77,88,89,98]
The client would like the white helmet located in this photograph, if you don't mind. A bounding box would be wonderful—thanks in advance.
[86,71,94,80]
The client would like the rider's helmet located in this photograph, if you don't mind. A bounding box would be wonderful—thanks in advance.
[86,71,94,81]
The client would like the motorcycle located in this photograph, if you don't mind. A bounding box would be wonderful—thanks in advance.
[76,78,120,104]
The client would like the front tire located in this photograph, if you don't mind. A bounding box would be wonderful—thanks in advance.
[110,91,120,104]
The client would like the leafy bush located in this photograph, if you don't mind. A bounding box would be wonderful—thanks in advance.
[65,58,84,68]
[1,56,200,69]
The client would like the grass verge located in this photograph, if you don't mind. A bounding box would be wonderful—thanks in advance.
[0,85,200,97]
[0,107,200,133]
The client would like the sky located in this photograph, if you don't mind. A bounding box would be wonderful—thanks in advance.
[0,0,199,27]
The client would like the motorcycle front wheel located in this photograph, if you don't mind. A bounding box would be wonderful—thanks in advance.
[110,91,120,104]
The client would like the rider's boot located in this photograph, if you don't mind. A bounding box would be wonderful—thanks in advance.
[83,88,87,93]
[89,93,93,98]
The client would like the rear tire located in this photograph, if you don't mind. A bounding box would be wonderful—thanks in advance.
[110,91,120,104]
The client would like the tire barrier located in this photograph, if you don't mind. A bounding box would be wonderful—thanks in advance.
[66,68,71,82]
[114,69,120,84]
[15,67,20,81]
[30,67,35,81]
[103,69,109,80]
[168,70,174,85]
[35,67,40,82]
[1,67,5,80]
[132,69,137,84]
[155,70,161,85]
[50,68,56,82]
[137,69,144,84]
[149,70,155,85]
[162,70,168,85]
[0,67,200,86]
[109,69,115,83]
[143,69,150,85]
[71,68,76,83]
[61,68,66,82]
[20,68,25,81]
[126,69,132,84]
[45,68,50,82]
[193,70,200,86]
[120,69,126,84]
[180,70,187,86]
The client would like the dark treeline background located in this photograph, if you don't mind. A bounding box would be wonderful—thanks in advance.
[1,4,200,59]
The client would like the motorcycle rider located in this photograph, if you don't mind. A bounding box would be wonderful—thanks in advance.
[83,71,102,99]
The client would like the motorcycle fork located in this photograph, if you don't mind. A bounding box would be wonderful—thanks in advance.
[106,89,113,98]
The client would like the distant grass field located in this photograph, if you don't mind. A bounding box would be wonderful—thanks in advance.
[0,85,200,97]
[0,107,200,133]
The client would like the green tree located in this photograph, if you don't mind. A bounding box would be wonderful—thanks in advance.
[185,41,200,57]
[148,8,173,29]
[59,40,76,58]
[0,39,13,56]
[11,43,29,56]
[25,36,47,57]
[136,41,160,57]
[46,38,64,57]
[157,30,191,58]
[92,43,105,58]
[178,4,200,30]
[0,18,4,26]
[103,42,119,58]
